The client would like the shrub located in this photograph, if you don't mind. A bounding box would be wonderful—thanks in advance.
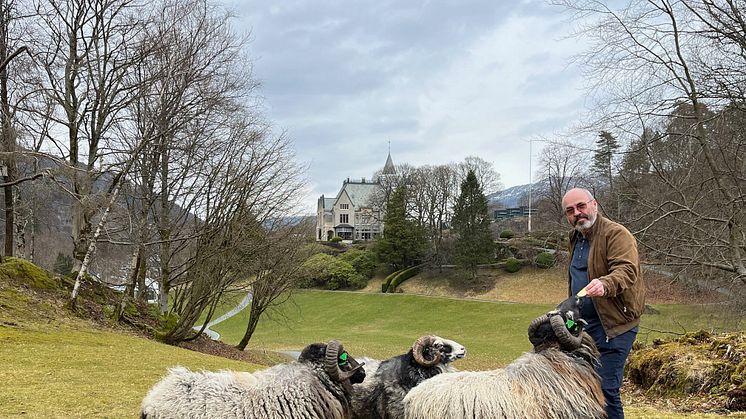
[339,249,377,279]
[504,257,522,273]
[299,253,363,290]
[388,264,422,292]
[534,252,555,269]
[499,229,514,239]
[381,269,399,293]
[330,235,343,243]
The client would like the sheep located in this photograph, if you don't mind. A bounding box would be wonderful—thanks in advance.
[352,335,466,419]
[140,340,366,419]
[403,296,607,419]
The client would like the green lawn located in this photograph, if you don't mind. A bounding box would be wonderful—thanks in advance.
[214,290,744,370]
[211,289,746,419]
[0,326,261,418]
[3,285,744,418]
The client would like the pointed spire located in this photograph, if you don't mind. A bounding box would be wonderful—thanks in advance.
[382,147,396,175]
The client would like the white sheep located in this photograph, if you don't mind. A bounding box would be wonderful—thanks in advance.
[403,297,607,419]
[352,335,466,419]
[140,340,366,419]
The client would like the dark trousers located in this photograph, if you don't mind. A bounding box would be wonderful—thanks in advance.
[586,323,638,419]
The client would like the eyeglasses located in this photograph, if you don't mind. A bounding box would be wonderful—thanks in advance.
[564,200,593,216]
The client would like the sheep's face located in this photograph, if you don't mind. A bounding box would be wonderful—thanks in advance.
[549,296,586,335]
[301,342,366,385]
[433,336,466,363]
[528,296,588,349]
[340,352,366,384]
[412,336,467,366]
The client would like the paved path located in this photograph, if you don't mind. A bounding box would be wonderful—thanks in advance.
[193,292,253,341]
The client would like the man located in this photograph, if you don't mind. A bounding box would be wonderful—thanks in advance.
[563,188,645,419]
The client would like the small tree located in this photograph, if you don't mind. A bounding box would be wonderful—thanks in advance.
[452,170,495,280]
[374,185,427,270]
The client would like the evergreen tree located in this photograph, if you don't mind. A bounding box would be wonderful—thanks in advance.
[374,185,427,270]
[593,130,621,191]
[452,170,495,280]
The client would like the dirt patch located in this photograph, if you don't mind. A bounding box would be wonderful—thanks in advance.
[177,335,292,366]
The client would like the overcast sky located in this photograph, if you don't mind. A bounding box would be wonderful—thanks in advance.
[225,0,589,213]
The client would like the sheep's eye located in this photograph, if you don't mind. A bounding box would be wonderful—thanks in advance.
[338,351,349,366]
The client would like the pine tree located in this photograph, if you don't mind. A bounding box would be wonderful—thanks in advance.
[593,130,621,191]
[374,185,427,270]
[452,170,495,280]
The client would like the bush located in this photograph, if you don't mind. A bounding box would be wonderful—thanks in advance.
[504,257,522,273]
[534,252,555,269]
[388,265,422,292]
[381,269,399,293]
[499,229,514,239]
[338,249,377,279]
[330,235,343,243]
[299,253,364,290]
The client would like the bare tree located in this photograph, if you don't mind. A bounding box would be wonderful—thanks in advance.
[0,0,33,260]
[161,122,307,344]
[236,219,312,350]
[457,156,502,197]
[31,0,144,272]
[555,0,746,290]
[536,140,590,227]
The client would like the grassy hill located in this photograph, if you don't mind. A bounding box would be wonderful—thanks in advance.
[0,258,268,418]
[1,259,744,418]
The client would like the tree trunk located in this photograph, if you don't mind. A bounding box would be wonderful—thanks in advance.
[236,300,262,351]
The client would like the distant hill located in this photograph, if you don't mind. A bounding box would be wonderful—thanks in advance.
[487,179,549,208]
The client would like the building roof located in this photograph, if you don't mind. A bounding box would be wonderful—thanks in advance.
[336,181,379,208]
[382,152,396,175]
[323,197,335,209]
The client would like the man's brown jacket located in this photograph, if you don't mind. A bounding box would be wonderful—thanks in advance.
[568,215,646,339]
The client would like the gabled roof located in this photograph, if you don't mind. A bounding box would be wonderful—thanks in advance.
[336,181,379,208]
[323,197,335,209]
[382,152,396,175]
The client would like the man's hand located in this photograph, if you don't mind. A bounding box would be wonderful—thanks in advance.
[585,278,605,297]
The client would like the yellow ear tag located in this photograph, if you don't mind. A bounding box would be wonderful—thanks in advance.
[576,287,588,297]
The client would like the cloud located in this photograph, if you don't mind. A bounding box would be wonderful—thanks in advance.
[226,0,587,212]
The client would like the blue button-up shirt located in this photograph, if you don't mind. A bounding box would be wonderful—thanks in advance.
[570,234,599,322]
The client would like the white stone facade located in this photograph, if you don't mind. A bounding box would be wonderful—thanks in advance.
[316,178,382,242]
[316,153,395,242]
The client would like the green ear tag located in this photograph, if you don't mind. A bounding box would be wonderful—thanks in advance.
[338,352,348,366]
[566,319,576,330]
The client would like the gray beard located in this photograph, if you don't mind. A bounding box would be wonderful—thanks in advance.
[574,215,596,233]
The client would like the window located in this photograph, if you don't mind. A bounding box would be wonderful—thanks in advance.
[340,203,349,209]
[340,214,349,223]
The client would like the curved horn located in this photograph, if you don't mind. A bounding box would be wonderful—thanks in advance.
[527,315,551,347]
[325,340,364,383]
[412,335,442,366]
[324,340,342,381]
[550,315,583,349]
